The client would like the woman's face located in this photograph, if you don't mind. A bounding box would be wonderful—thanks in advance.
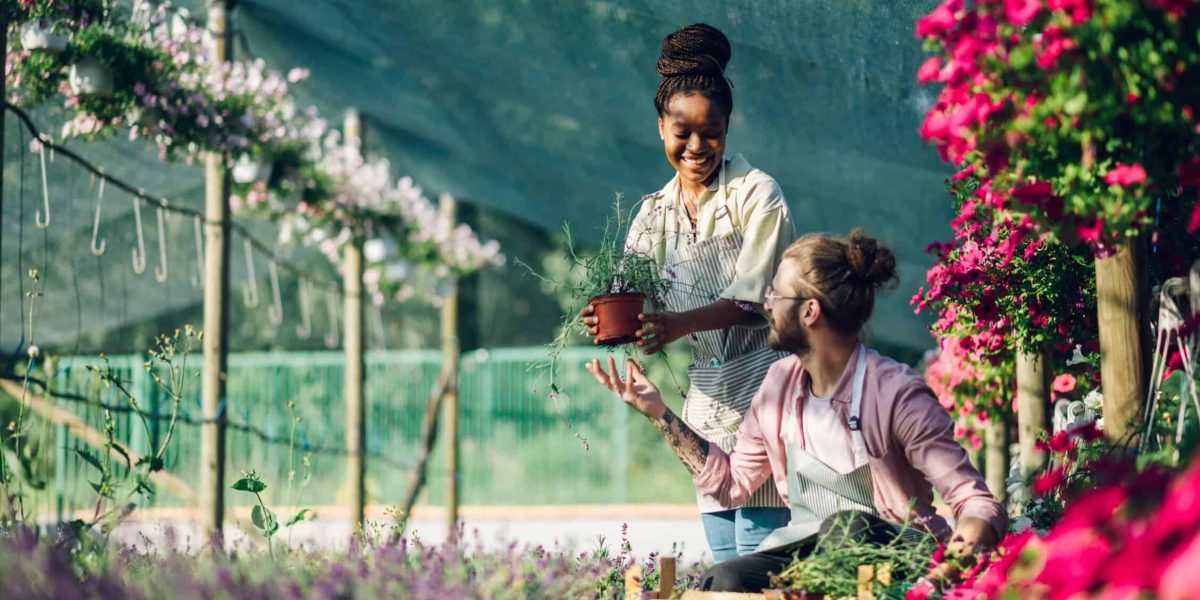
[658,93,728,188]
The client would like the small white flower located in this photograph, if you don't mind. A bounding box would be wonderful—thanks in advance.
[26,344,39,358]
[1012,516,1033,533]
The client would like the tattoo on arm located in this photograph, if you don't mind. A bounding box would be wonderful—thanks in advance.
[651,409,710,476]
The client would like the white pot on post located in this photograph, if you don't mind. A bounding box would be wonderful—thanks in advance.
[20,21,69,53]
[231,154,272,184]
[68,56,115,97]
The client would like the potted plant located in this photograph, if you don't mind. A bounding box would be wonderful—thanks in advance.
[231,153,274,184]
[19,19,69,53]
[520,198,672,388]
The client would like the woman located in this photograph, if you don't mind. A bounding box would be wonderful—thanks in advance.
[588,230,1005,592]
[582,23,796,562]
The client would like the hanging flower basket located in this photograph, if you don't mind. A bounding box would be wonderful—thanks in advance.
[589,292,645,346]
[19,21,69,53]
[67,56,114,97]
[231,154,273,184]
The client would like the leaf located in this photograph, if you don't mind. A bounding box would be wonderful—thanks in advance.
[252,504,279,535]
[1063,92,1088,116]
[110,442,132,469]
[136,456,165,472]
[285,508,314,527]
[231,477,266,493]
[75,448,104,473]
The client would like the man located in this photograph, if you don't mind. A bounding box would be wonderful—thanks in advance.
[588,229,1005,592]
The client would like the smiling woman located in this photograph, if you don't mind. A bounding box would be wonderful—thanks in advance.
[582,22,798,564]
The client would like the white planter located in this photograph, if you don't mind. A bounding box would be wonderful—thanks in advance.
[232,154,273,184]
[20,21,69,53]
[68,57,115,97]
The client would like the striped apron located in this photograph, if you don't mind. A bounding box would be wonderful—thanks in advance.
[663,163,787,512]
[756,346,877,551]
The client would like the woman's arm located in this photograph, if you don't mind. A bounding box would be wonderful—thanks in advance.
[632,299,759,354]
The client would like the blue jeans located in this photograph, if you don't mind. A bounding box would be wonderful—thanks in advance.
[700,507,791,563]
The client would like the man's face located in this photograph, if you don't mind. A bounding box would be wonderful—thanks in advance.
[765,260,812,356]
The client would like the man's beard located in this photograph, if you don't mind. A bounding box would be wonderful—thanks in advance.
[767,308,811,356]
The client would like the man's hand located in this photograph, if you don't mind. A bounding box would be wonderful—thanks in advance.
[635,312,689,355]
[587,357,666,419]
[925,516,998,583]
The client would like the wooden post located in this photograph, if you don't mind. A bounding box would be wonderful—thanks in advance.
[343,109,366,531]
[1095,240,1147,444]
[441,196,461,535]
[984,414,1009,504]
[199,0,233,541]
[1016,346,1051,477]
[0,8,7,346]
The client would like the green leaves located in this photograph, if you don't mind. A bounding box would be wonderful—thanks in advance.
[231,475,267,494]
[285,508,315,527]
[251,505,279,536]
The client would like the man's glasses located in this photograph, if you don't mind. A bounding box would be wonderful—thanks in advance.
[764,285,809,304]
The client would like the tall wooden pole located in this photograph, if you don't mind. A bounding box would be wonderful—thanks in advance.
[1095,240,1147,445]
[0,10,7,348]
[984,415,1009,504]
[441,196,460,535]
[199,0,233,540]
[343,109,366,531]
[1016,346,1051,478]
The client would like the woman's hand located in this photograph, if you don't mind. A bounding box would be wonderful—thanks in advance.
[924,516,998,584]
[635,312,689,355]
[580,304,601,344]
[586,357,666,419]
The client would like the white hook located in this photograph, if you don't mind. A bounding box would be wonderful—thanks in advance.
[191,216,205,290]
[90,177,107,255]
[296,278,312,339]
[154,200,169,283]
[35,143,51,229]
[267,259,284,326]
[131,195,147,274]
[324,287,340,348]
[242,238,259,308]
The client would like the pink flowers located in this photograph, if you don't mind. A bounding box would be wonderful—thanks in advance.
[1005,0,1042,26]
[1104,163,1148,187]
[1052,373,1076,394]
[916,0,962,38]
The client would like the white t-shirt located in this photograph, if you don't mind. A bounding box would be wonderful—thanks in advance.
[783,381,864,475]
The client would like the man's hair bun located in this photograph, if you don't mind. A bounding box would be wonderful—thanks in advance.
[845,228,898,290]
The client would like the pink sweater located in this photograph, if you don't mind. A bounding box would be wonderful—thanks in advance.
[693,347,1007,540]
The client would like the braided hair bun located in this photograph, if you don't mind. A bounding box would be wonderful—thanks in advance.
[654,23,734,118]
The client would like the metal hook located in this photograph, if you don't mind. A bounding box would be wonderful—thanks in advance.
[131,195,147,274]
[267,259,284,326]
[296,278,312,339]
[191,216,205,290]
[90,177,107,255]
[242,239,259,308]
[324,287,340,348]
[154,200,169,282]
[35,143,51,228]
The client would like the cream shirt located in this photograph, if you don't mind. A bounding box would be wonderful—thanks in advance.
[623,153,796,309]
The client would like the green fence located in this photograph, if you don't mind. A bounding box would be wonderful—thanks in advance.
[42,347,696,519]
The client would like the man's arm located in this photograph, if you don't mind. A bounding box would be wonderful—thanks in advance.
[648,408,709,476]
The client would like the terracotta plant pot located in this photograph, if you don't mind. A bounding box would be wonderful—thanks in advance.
[589,292,645,346]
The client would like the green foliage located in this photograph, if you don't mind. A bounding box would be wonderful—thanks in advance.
[520,196,673,393]
[770,517,938,599]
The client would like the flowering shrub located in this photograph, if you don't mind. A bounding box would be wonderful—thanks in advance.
[917,176,1097,442]
[916,0,1200,250]
[914,444,1200,599]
